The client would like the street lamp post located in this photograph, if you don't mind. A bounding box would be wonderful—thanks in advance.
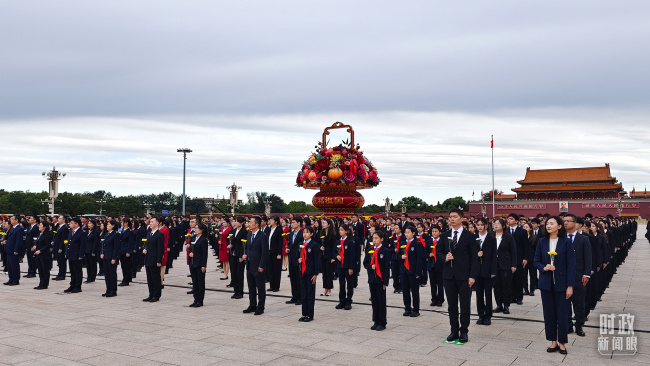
[384,197,391,217]
[41,166,65,215]
[615,193,623,217]
[96,198,107,215]
[264,199,271,217]
[401,204,407,214]
[227,183,242,216]
[177,148,192,215]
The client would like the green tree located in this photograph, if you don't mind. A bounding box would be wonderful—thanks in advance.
[395,196,434,213]
[435,196,469,212]
[284,201,317,213]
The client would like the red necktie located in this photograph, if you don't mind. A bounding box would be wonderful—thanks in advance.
[372,246,382,280]
[431,240,438,262]
[339,239,345,265]
[404,240,412,272]
[301,242,308,275]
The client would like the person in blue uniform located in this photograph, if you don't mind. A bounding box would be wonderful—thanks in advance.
[400,225,424,317]
[242,216,269,315]
[364,231,391,330]
[3,216,24,286]
[101,220,121,297]
[118,219,135,287]
[336,224,357,310]
[189,222,209,307]
[65,218,87,293]
[299,226,321,322]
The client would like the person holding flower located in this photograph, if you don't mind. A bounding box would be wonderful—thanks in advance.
[188,222,208,307]
[534,216,575,355]
[298,226,320,322]
[401,225,424,317]
[34,221,53,289]
[319,218,336,296]
[101,220,121,297]
[336,224,357,310]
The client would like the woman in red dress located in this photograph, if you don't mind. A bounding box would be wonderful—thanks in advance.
[281,218,290,271]
[218,218,232,280]
[160,219,170,287]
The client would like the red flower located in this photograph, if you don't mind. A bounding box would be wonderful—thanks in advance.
[314,158,329,173]
[359,169,369,181]
[369,170,378,182]
[343,170,356,183]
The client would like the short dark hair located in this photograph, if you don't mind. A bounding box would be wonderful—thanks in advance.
[507,213,519,221]
[372,231,386,242]
[292,217,303,226]
[303,217,312,227]
[477,217,489,226]
[449,208,463,217]
[236,216,246,224]
[71,217,82,226]
[251,216,262,227]
[531,218,541,224]
[430,226,441,233]
[542,216,567,238]
[196,222,207,232]
[303,226,314,234]
[576,216,585,225]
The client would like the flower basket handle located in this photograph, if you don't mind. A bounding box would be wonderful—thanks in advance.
[323,122,354,148]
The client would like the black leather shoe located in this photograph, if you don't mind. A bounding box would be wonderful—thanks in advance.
[3,282,10,285]
[430,301,436,307]
[575,328,585,337]
[272,289,279,293]
[403,311,411,317]
[503,307,510,314]
[143,297,152,302]
[254,309,264,315]
[335,303,345,309]
[559,348,567,355]
[476,317,484,325]
[529,290,535,296]
[446,333,459,342]
[295,301,301,305]
[149,297,159,302]
[523,289,530,296]
[493,306,504,313]
[299,316,306,322]
[8,282,18,286]
[344,304,352,310]
[187,290,195,294]
[437,301,444,307]
[231,294,237,299]
[286,299,296,304]
[302,316,312,322]
[226,284,232,288]
[375,324,385,331]
[243,307,256,313]
[516,300,523,305]
[459,333,468,343]
[70,289,81,293]
[106,293,116,297]
[483,318,492,325]
[410,311,420,317]
[371,323,378,330]
[189,302,198,307]
[567,327,574,334]
[234,295,243,299]
[118,283,128,287]
[547,345,560,353]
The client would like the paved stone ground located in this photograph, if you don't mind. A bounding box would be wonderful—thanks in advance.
[0,229,648,365]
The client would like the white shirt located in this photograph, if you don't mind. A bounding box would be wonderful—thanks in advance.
[549,238,558,253]
[449,226,464,240]
[268,226,277,249]
[496,234,502,250]
[479,233,487,249]
[509,226,517,235]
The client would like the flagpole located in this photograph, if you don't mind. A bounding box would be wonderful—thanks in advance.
[491,135,495,217]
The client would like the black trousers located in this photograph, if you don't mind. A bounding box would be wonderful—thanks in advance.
[36,255,50,288]
[85,253,97,282]
[321,257,334,289]
[131,251,140,277]
[444,278,472,334]
[247,269,266,310]
[300,274,316,318]
[26,249,37,276]
[104,259,118,294]
[512,263,524,301]
[494,269,513,307]
[120,254,132,284]
[369,282,387,326]
[269,254,282,290]
[428,269,444,304]
[338,267,355,305]
[524,262,537,292]
[391,256,402,291]
[190,267,206,303]
[419,259,428,285]
[231,256,245,296]
[401,273,420,312]
[98,258,104,275]
[145,265,162,299]
[6,253,19,283]
[475,276,493,319]
[289,263,302,301]
[56,251,67,278]
[541,282,569,344]
[68,259,83,290]
[568,276,586,328]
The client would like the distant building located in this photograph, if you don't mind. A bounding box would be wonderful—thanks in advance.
[470,164,649,218]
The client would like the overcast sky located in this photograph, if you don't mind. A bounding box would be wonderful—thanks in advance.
[1,1,649,205]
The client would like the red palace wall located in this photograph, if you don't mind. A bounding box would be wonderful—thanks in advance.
[468,199,650,219]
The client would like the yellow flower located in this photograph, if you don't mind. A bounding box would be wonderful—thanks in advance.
[320,236,325,239]
[64,240,69,244]
[141,238,147,242]
[242,240,247,243]
[368,250,375,254]
[53,231,57,234]
[400,245,407,249]
[547,251,557,256]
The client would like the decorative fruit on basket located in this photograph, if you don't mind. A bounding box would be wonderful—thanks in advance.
[296,122,380,216]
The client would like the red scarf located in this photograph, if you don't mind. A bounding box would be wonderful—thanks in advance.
[301,242,308,275]
[404,239,412,272]
[431,239,438,262]
[418,234,426,248]
[395,234,402,252]
[339,238,346,264]
[371,245,382,280]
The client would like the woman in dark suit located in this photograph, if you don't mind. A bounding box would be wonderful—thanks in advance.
[534,216,575,355]
[34,221,53,289]
[319,218,336,297]
[492,218,517,315]
[101,220,121,297]
[84,220,100,283]
[189,222,208,307]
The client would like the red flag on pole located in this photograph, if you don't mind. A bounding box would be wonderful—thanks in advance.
[631,186,635,195]
[491,137,493,148]
[489,191,492,197]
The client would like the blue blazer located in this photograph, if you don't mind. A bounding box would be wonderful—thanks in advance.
[66,228,87,260]
[6,224,25,254]
[102,231,121,261]
[246,230,269,272]
[190,236,209,269]
[534,236,576,292]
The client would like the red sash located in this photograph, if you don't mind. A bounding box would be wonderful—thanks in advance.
[418,235,426,248]
[404,240,412,272]
[431,239,438,263]
[395,234,402,252]
[301,242,308,275]
[371,245,382,280]
[339,238,345,265]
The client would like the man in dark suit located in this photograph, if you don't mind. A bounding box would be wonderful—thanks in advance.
[507,213,530,305]
[286,217,304,305]
[243,216,269,315]
[3,216,24,285]
[65,218,87,293]
[437,209,479,343]
[143,217,165,302]
[25,216,40,278]
[565,214,591,337]
[267,216,283,292]
[52,216,69,280]
[475,218,497,325]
